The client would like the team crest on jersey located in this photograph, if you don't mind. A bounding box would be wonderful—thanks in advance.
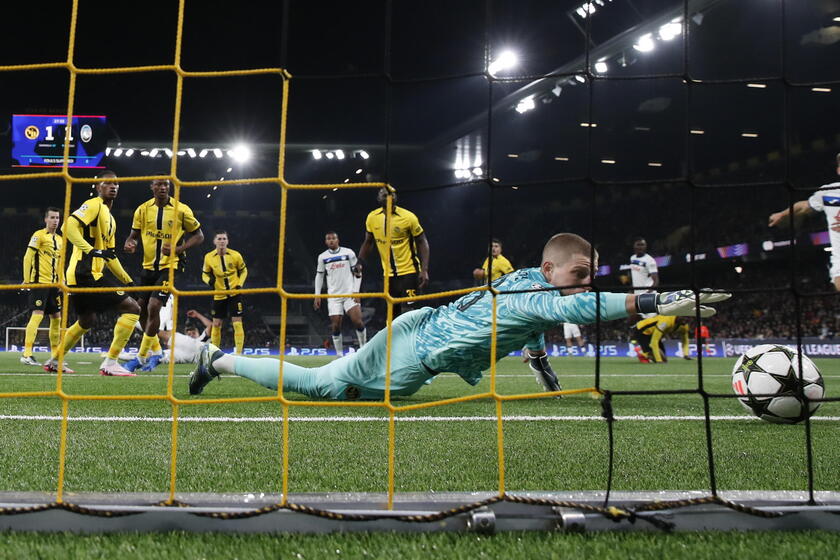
[73,203,89,217]
[531,283,546,290]
[116,290,125,296]
[393,226,402,235]
[35,299,43,307]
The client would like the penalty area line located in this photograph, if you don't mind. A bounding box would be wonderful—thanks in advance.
[1,414,839,423]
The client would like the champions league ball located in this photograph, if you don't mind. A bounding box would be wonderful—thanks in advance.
[731,344,825,424]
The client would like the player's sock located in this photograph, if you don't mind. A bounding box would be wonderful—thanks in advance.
[356,328,367,347]
[138,333,156,361]
[211,326,221,347]
[150,335,162,354]
[107,313,140,360]
[23,313,42,357]
[332,333,343,356]
[230,355,326,397]
[233,322,245,355]
[49,316,61,354]
[60,321,90,359]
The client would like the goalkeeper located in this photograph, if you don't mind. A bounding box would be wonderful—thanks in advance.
[189,233,730,399]
[630,315,691,363]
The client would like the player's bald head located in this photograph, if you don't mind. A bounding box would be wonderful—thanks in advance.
[541,233,595,265]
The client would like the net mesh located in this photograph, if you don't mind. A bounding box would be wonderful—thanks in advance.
[0,0,838,528]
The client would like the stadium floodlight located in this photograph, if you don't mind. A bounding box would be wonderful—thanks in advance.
[515,94,536,114]
[125,149,134,157]
[199,149,208,158]
[229,144,252,163]
[633,33,655,53]
[187,148,196,158]
[226,167,233,173]
[762,240,774,251]
[574,74,586,83]
[551,83,562,97]
[812,87,832,93]
[213,149,223,158]
[658,21,682,41]
[488,50,518,77]
[325,151,335,159]
[149,149,159,157]
[358,150,370,159]
[472,167,483,176]
[164,149,173,158]
[355,168,363,174]
[335,149,345,160]
[594,60,608,73]
[113,148,123,157]
[747,83,766,88]
[140,150,149,156]
[312,149,322,160]
[734,266,743,274]
[105,147,112,156]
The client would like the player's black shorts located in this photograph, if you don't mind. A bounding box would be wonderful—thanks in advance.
[389,273,421,311]
[28,287,62,315]
[211,295,244,320]
[138,269,177,302]
[71,276,131,315]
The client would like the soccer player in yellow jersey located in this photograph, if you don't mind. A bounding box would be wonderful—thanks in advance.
[630,314,691,364]
[20,207,64,367]
[473,238,514,283]
[123,179,204,371]
[357,188,430,316]
[54,170,141,377]
[202,231,247,354]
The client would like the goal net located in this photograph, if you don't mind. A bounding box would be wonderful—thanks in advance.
[0,0,838,535]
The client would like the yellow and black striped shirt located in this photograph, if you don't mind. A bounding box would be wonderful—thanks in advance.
[131,198,201,271]
[364,205,424,277]
[64,196,132,285]
[23,228,62,284]
[202,249,247,301]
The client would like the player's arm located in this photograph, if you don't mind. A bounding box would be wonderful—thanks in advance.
[314,269,324,310]
[235,253,247,288]
[650,327,665,363]
[105,237,133,285]
[523,334,561,393]
[201,255,215,288]
[650,272,660,287]
[356,231,376,275]
[186,309,213,331]
[415,232,430,289]
[64,216,96,254]
[22,245,36,284]
[124,229,140,254]
[769,200,815,227]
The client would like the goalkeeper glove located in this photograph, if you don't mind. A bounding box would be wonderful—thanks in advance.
[636,290,731,318]
[527,352,562,393]
[88,248,116,261]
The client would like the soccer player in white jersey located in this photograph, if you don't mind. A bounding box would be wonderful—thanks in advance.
[119,299,209,365]
[629,237,659,294]
[769,153,840,291]
[562,323,586,355]
[314,231,367,356]
[189,233,730,400]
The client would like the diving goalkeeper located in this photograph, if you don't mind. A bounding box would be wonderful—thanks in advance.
[188,233,730,399]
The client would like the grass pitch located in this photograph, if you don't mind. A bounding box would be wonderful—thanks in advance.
[1,351,837,557]
[1,351,836,496]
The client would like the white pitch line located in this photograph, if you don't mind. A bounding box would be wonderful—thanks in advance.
[1,414,839,423]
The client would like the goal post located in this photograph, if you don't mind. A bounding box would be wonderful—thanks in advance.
[4,327,85,353]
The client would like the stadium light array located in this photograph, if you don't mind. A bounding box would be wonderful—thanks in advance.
[355,168,363,174]
[125,149,134,157]
[658,20,682,41]
[747,83,767,88]
[325,152,335,159]
[357,150,370,159]
[213,149,223,159]
[229,144,252,163]
[199,149,208,158]
[187,148,196,158]
[812,87,832,93]
[335,149,345,160]
[149,149,159,157]
[488,50,518,77]
[113,148,123,157]
[594,60,608,73]
[226,167,233,173]
[312,149,322,160]
[633,33,655,53]
[515,95,536,114]
[573,0,613,19]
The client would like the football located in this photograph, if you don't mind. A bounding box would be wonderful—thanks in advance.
[731,344,825,424]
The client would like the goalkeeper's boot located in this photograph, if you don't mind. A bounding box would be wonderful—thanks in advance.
[122,356,145,373]
[100,360,136,377]
[140,353,162,372]
[529,354,562,394]
[43,359,75,374]
[189,343,224,395]
[20,355,41,366]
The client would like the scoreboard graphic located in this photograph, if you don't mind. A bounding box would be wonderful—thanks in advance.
[11,114,108,168]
